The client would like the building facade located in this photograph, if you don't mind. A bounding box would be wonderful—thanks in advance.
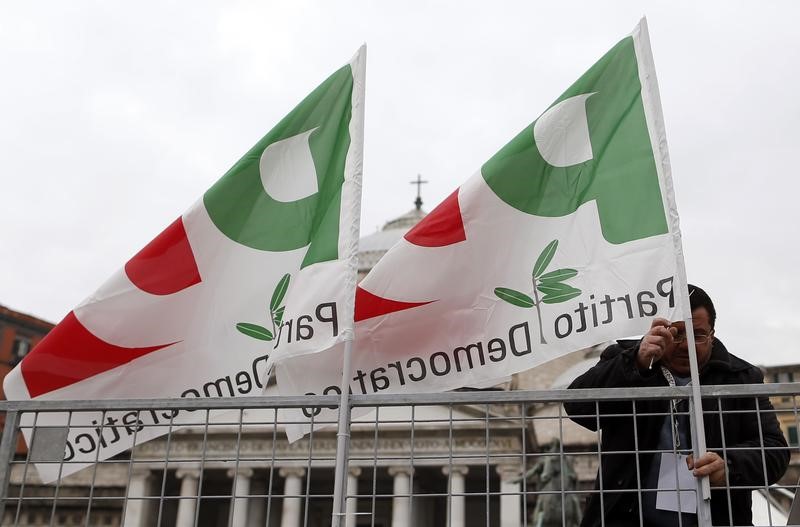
[0,304,55,460]
[0,304,55,400]
[2,197,798,526]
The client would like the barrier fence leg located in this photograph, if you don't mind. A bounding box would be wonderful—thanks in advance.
[0,410,21,524]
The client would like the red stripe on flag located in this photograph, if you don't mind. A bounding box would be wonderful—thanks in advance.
[20,311,176,398]
[125,217,201,295]
[354,286,432,322]
[404,189,466,247]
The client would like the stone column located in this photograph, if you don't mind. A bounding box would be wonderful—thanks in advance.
[345,467,362,527]
[442,466,468,527]
[246,478,266,527]
[122,468,152,527]
[175,469,201,527]
[496,465,521,527]
[228,467,253,527]
[279,467,306,527]
[388,466,413,527]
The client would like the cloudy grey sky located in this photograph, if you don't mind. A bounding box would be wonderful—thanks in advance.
[2,1,798,365]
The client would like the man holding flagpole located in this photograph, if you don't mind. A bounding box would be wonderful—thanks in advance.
[565,284,789,526]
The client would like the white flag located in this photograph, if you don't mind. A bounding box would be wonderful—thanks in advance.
[278,20,685,441]
[3,46,366,482]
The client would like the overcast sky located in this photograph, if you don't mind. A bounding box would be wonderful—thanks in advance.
[2,1,798,366]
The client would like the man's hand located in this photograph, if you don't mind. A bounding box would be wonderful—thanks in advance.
[687,452,727,487]
[636,318,677,370]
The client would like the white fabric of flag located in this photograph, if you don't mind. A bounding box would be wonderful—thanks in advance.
[277,20,685,442]
[3,47,366,482]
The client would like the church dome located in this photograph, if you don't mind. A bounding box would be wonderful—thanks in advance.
[357,206,427,276]
[380,207,427,231]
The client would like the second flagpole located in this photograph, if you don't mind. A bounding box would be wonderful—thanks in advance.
[331,44,367,527]
[331,339,355,527]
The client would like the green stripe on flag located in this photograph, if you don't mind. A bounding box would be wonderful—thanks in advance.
[203,65,354,268]
[481,36,667,245]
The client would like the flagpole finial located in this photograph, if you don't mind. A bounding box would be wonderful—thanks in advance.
[410,174,428,211]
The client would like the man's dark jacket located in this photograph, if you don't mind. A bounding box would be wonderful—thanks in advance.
[564,338,789,527]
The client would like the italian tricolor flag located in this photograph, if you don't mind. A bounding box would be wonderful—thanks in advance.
[278,20,685,441]
[4,47,366,482]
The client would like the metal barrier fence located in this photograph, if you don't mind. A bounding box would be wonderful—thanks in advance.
[0,384,798,527]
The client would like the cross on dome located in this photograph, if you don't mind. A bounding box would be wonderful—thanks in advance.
[410,174,428,211]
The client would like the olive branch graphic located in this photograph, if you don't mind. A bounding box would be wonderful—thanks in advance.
[494,240,580,344]
[235,273,291,342]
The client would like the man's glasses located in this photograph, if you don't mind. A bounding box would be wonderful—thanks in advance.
[673,330,713,344]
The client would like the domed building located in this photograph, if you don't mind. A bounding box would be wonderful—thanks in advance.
[3,189,793,527]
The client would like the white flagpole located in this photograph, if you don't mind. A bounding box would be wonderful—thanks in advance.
[331,339,355,527]
[672,273,713,515]
[632,18,712,523]
[331,44,366,527]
